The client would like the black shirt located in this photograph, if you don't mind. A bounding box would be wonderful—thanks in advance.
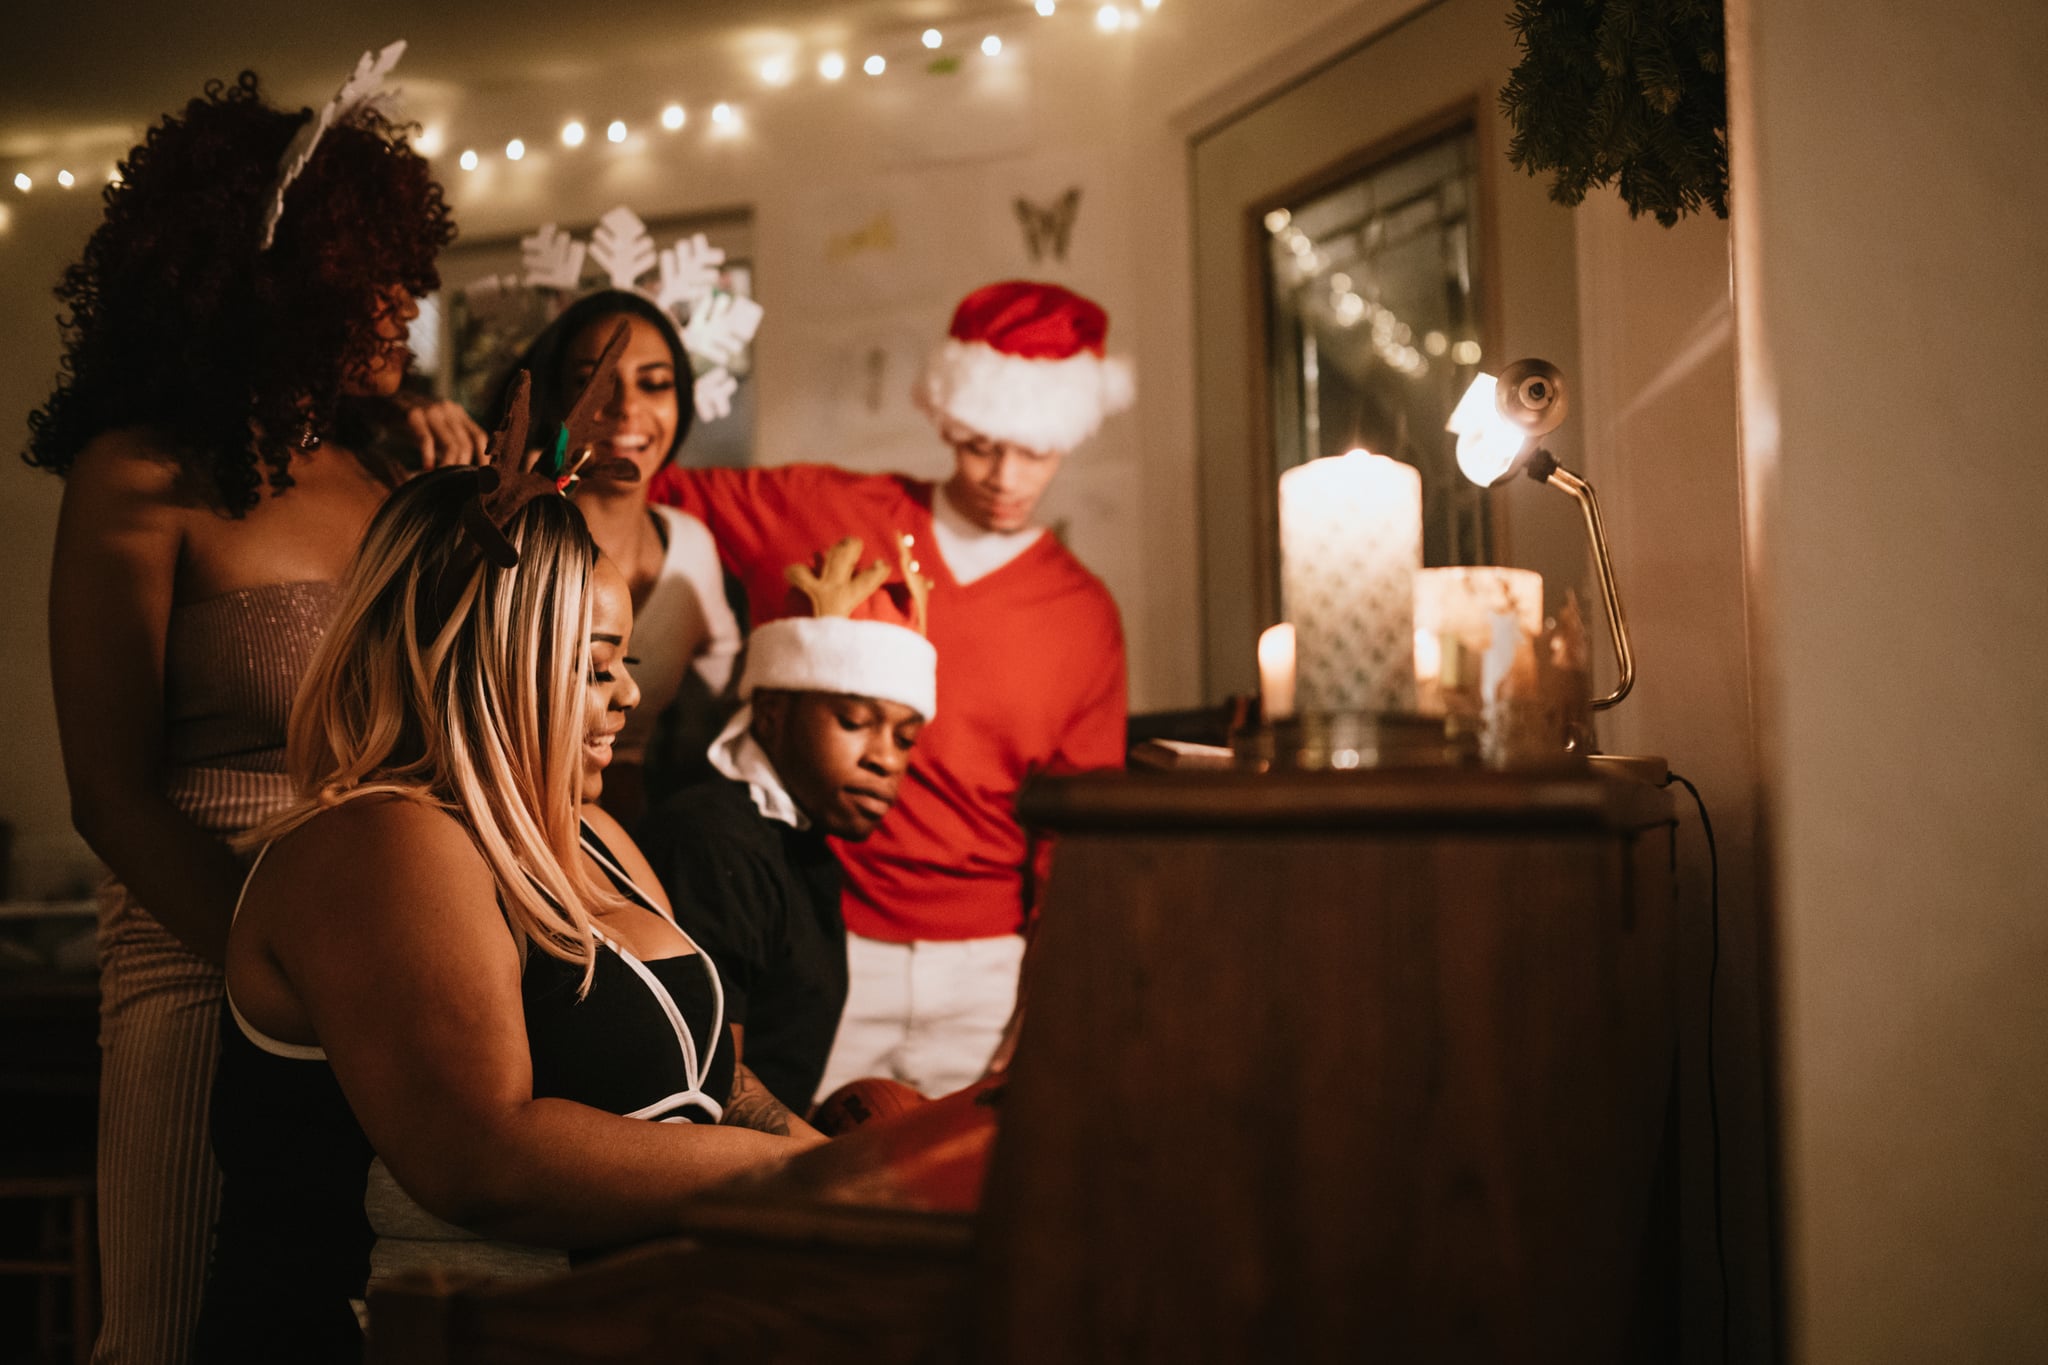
[638,774,846,1114]
[194,824,733,1363]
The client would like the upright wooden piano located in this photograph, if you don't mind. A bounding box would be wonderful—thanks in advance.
[369,766,1677,1364]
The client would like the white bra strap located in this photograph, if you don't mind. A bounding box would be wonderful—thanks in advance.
[231,839,274,925]
[225,837,328,1060]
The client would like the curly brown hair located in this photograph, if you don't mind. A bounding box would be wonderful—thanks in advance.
[22,71,457,513]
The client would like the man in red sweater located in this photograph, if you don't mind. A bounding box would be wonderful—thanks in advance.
[650,280,1132,1097]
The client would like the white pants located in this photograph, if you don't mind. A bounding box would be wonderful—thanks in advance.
[816,933,1026,1100]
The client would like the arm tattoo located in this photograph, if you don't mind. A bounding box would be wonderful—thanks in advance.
[722,1064,796,1136]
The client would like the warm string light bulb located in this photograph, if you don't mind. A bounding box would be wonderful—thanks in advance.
[193,9,1171,208]
[56,169,75,188]
[12,173,30,192]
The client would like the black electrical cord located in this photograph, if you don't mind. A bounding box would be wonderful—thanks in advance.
[1665,768,1727,1365]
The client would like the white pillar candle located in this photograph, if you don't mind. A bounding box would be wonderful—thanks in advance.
[1257,623,1297,721]
[1278,450,1422,714]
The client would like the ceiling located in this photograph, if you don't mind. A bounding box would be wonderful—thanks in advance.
[4,0,1003,158]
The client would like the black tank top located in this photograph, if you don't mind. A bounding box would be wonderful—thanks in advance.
[195,822,735,1362]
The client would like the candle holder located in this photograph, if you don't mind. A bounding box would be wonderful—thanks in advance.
[1231,709,1462,772]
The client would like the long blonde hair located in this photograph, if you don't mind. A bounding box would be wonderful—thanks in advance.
[249,466,627,980]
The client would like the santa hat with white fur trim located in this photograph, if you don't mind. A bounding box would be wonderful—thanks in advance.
[912,281,1134,454]
[740,534,938,720]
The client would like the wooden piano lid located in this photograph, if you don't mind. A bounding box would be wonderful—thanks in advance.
[1020,764,1673,834]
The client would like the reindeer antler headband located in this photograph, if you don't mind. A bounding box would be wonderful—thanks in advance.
[427,321,629,627]
[741,533,940,718]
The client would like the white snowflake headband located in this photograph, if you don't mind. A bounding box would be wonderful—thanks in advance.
[516,206,764,424]
[259,39,407,251]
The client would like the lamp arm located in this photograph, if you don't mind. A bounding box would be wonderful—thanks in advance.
[1528,453,1636,710]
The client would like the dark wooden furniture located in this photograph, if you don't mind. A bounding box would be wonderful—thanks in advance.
[0,1171,96,1365]
[370,768,1676,1364]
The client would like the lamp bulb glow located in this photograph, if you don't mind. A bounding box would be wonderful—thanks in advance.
[57,169,75,188]
[606,120,627,143]
[561,121,585,147]
[1037,0,1056,14]
[760,55,793,86]
[505,138,526,161]
[864,54,887,75]
[661,103,686,130]
[1447,373,1528,486]
[1096,5,1122,30]
[922,28,943,49]
[982,34,1003,56]
[459,149,479,171]
[711,103,738,130]
[12,173,29,192]
[819,52,846,80]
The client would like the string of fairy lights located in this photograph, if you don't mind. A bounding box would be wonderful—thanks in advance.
[0,0,1165,230]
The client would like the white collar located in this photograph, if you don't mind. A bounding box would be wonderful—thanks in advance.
[930,483,1045,586]
[706,706,808,830]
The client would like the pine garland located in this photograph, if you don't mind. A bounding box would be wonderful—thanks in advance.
[1499,0,1729,226]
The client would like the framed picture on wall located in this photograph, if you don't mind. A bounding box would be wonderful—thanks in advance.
[412,205,759,469]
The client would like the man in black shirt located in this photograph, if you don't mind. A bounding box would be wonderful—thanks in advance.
[637,535,935,1114]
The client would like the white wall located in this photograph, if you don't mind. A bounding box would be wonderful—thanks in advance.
[1727,0,2048,1358]
[1574,192,1773,1362]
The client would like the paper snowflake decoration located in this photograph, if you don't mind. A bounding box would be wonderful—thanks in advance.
[261,40,407,251]
[507,205,763,425]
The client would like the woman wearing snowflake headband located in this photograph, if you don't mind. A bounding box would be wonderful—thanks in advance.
[500,208,763,823]
[26,50,485,1363]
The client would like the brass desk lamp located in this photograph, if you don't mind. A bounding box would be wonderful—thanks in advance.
[1447,360,1661,780]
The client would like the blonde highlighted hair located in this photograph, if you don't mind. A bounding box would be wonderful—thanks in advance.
[247,466,627,982]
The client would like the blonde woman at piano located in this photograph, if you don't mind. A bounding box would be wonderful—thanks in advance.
[194,466,819,1359]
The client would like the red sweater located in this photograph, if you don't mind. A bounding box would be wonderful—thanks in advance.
[651,464,1128,942]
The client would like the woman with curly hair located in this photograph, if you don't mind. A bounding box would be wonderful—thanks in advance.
[28,68,480,1363]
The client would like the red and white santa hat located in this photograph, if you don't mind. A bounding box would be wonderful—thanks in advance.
[739,534,938,720]
[912,281,1135,455]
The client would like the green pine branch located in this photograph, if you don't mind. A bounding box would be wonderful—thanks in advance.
[1500,0,1730,227]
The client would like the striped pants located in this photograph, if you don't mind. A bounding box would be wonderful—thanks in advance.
[93,886,224,1365]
